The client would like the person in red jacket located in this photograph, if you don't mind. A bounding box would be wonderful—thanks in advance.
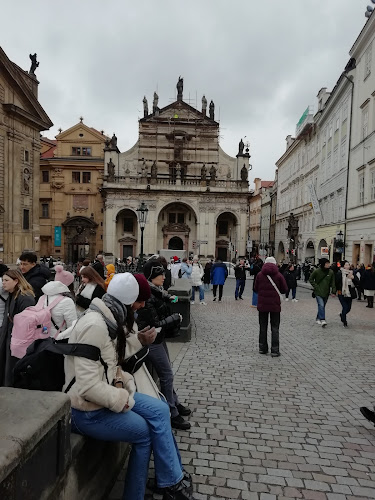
[254,256,288,357]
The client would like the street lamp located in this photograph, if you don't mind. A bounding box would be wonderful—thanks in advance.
[136,201,148,269]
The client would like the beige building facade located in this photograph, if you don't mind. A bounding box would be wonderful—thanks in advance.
[0,48,52,264]
[40,122,106,262]
[102,81,251,261]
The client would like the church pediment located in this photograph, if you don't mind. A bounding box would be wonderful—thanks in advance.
[162,223,191,233]
[56,123,108,142]
[0,47,53,130]
[141,100,217,125]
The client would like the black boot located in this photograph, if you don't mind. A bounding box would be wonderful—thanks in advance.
[367,297,374,308]
[360,407,375,425]
[163,478,195,499]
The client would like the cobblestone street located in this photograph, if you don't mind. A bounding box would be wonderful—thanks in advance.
[110,279,375,500]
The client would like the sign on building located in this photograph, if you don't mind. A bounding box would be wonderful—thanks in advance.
[308,184,321,216]
[54,226,62,247]
[320,247,329,256]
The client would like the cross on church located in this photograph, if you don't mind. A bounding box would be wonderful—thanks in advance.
[58,127,62,134]
[79,116,84,123]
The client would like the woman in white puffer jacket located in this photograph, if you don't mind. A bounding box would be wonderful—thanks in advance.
[41,265,77,337]
[190,255,206,305]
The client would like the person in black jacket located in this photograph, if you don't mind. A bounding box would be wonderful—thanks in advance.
[91,254,105,279]
[283,264,298,302]
[19,251,51,301]
[75,266,106,312]
[361,263,375,308]
[137,258,191,431]
[159,256,172,290]
[234,259,248,300]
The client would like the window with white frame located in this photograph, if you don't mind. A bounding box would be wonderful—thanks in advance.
[338,196,343,221]
[371,169,375,201]
[365,43,372,80]
[359,173,365,204]
[362,106,369,139]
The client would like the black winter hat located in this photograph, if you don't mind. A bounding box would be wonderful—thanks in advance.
[319,258,330,268]
[143,258,165,281]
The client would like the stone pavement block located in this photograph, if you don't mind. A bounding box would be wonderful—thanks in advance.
[216,486,241,498]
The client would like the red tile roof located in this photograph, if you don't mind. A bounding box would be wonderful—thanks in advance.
[261,181,274,188]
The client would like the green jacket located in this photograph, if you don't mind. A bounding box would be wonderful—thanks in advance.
[309,268,336,297]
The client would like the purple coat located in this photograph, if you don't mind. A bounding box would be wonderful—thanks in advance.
[254,263,288,313]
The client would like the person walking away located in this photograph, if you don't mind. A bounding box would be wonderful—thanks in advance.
[283,264,298,301]
[361,262,375,308]
[335,261,356,327]
[309,258,336,327]
[19,251,51,301]
[210,259,228,302]
[254,256,287,357]
[234,259,248,300]
[40,265,77,337]
[203,260,212,292]
[76,267,106,313]
[180,258,192,280]
[355,264,365,301]
[251,258,263,307]
[190,256,206,305]
[0,270,35,386]
[105,264,116,289]
[65,272,196,500]
[170,256,181,282]
[136,258,191,431]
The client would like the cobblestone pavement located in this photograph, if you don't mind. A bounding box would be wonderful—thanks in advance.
[109,279,375,500]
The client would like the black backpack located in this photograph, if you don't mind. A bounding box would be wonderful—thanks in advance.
[13,337,108,392]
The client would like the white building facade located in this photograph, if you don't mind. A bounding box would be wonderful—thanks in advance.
[346,14,375,266]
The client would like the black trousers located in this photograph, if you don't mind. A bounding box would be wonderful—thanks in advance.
[258,311,280,354]
[213,284,223,300]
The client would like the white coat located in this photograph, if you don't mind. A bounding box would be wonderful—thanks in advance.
[191,262,204,286]
[41,281,77,337]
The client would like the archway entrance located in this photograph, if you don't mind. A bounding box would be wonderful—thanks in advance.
[62,216,98,263]
[216,212,237,261]
[277,241,285,263]
[305,240,315,263]
[116,209,138,259]
[318,239,329,259]
[168,236,183,250]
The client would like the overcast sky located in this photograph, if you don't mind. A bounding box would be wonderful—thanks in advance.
[1,1,367,183]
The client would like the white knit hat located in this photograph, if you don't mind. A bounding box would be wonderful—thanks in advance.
[265,256,277,265]
[107,273,139,305]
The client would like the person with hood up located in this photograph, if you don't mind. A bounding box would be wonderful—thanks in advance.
[137,258,192,431]
[40,265,77,338]
[309,258,336,327]
[254,256,288,357]
[64,272,196,500]
[210,258,228,302]
[190,256,206,305]
[105,264,116,289]
[19,251,51,301]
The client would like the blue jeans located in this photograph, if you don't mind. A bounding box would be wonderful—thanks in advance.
[316,295,328,320]
[71,393,183,500]
[338,295,352,324]
[286,288,296,299]
[235,279,245,298]
[204,283,210,291]
[191,285,204,301]
[252,291,258,306]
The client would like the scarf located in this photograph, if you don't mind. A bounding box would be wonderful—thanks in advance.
[341,268,352,298]
[89,293,126,339]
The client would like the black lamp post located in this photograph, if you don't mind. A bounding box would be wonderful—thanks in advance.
[136,201,148,270]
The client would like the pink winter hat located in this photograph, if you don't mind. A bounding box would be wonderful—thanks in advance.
[54,265,74,286]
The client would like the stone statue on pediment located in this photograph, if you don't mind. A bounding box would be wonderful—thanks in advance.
[143,96,148,117]
[177,76,183,100]
[201,163,207,180]
[209,164,217,181]
[23,168,31,193]
[153,92,159,113]
[175,163,181,179]
[209,100,215,120]
[107,158,115,181]
[110,134,117,149]
[151,161,157,178]
[29,53,39,75]
[238,138,244,155]
[202,95,207,115]
[241,165,248,182]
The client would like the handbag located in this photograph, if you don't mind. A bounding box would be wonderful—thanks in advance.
[122,346,149,374]
[349,286,357,299]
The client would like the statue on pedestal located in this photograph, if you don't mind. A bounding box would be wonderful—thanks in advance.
[151,161,157,178]
[107,158,115,181]
[209,100,215,120]
[238,138,244,155]
[201,163,207,180]
[209,164,217,181]
[29,53,39,75]
[241,165,248,182]
[202,95,207,115]
[177,76,183,100]
[110,134,117,149]
[175,163,181,179]
[143,96,148,117]
[153,92,159,113]
[23,168,31,192]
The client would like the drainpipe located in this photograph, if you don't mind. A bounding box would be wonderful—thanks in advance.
[342,62,356,261]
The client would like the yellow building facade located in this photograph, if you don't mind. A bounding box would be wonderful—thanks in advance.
[40,122,107,262]
[0,47,52,264]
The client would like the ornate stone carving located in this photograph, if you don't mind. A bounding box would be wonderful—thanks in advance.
[162,223,190,233]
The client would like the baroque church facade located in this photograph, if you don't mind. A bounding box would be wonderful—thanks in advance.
[102,79,251,261]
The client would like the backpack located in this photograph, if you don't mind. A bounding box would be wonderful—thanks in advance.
[10,295,65,359]
[178,269,185,279]
[13,336,108,392]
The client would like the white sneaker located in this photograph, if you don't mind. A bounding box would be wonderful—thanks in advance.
[200,301,207,305]
[321,320,327,327]
[292,298,298,302]
[285,298,289,302]
[190,301,195,305]
[316,320,322,325]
